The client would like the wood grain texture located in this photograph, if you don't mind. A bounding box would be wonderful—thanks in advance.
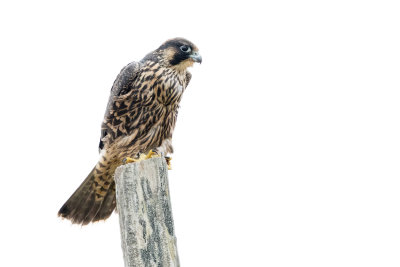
[115,157,179,267]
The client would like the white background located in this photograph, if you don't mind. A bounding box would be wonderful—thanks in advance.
[1,0,399,266]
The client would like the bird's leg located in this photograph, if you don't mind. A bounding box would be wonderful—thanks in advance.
[165,156,172,170]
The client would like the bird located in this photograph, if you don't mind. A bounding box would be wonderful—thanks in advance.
[58,37,201,225]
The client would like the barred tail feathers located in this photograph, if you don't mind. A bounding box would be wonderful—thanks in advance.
[58,162,116,225]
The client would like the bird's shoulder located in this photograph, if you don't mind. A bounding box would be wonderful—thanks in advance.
[109,61,141,97]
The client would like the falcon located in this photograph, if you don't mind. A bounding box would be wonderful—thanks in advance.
[58,38,201,225]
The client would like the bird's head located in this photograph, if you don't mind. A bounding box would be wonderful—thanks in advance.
[154,37,202,71]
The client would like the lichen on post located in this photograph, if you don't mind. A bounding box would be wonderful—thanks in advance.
[115,157,180,267]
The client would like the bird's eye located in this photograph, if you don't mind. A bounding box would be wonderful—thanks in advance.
[180,45,191,53]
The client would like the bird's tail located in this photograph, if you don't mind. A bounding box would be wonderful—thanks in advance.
[58,160,117,225]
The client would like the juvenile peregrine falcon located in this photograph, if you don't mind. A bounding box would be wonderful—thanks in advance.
[58,38,201,225]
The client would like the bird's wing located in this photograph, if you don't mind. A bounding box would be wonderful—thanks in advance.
[99,61,142,150]
[110,61,141,97]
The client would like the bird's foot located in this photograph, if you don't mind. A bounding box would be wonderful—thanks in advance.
[122,157,137,164]
[165,156,172,170]
[123,150,160,164]
[145,150,160,159]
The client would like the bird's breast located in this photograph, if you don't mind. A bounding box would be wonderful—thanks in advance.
[154,73,185,107]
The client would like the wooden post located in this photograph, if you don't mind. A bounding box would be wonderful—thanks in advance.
[114,157,180,267]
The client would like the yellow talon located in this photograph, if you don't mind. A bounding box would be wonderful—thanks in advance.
[123,150,160,164]
[123,157,137,164]
[145,150,159,159]
[165,156,172,170]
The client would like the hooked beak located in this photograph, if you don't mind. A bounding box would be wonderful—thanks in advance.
[190,51,202,64]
